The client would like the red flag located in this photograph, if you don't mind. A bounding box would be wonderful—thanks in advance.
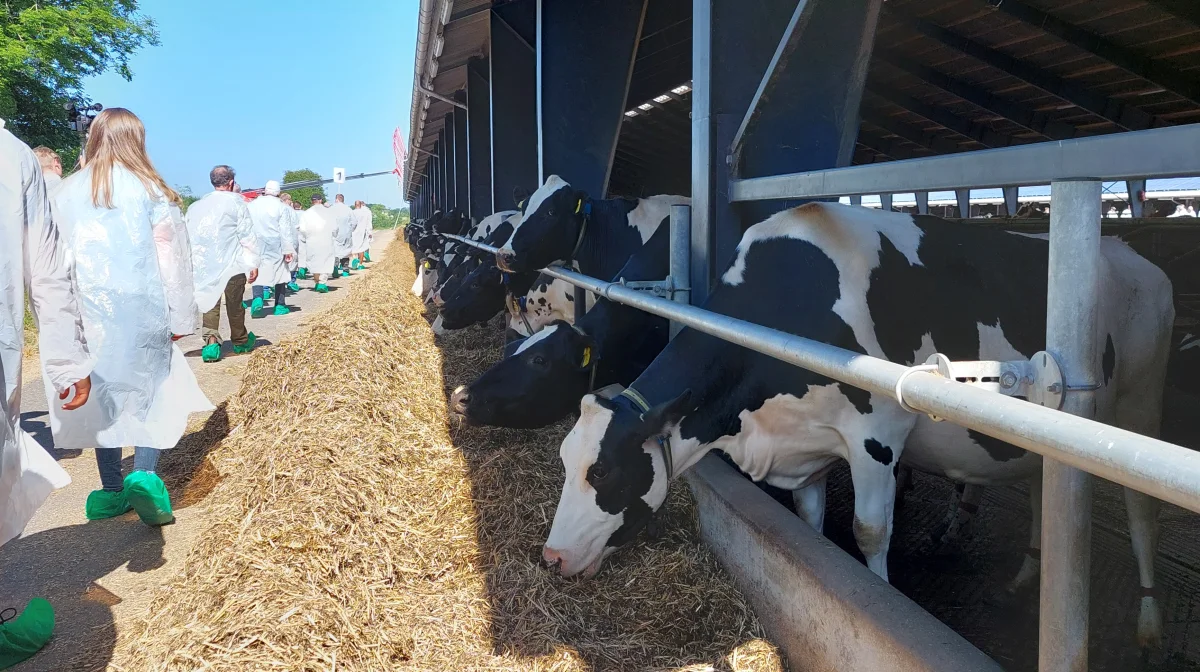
[392,128,407,185]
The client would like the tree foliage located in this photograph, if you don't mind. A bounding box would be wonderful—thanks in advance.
[177,185,199,214]
[282,168,327,206]
[367,204,408,229]
[0,1,158,154]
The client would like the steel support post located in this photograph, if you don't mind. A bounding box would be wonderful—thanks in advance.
[1126,179,1146,217]
[850,195,862,206]
[430,136,441,211]
[537,0,647,196]
[1040,179,1101,672]
[467,57,493,220]
[443,116,458,210]
[453,92,470,218]
[915,191,929,214]
[669,204,692,339]
[1003,186,1019,217]
[880,193,893,211]
[956,188,971,218]
[490,9,539,212]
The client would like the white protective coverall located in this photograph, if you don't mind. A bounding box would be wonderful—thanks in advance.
[328,201,355,260]
[298,205,337,276]
[248,194,296,287]
[0,121,93,545]
[187,191,260,313]
[49,166,213,450]
[352,205,372,255]
[288,207,302,272]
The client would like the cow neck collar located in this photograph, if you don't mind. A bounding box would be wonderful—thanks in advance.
[567,201,592,263]
[507,292,535,335]
[619,387,674,480]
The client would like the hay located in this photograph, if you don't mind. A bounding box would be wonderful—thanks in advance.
[107,244,784,671]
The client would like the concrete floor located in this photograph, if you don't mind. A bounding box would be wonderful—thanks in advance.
[0,231,394,672]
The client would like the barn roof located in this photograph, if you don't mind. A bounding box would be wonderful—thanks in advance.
[406,0,1200,201]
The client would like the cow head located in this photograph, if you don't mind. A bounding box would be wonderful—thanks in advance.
[438,262,507,331]
[543,388,692,577]
[411,257,439,298]
[434,208,467,235]
[497,175,587,273]
[451,320,595,428]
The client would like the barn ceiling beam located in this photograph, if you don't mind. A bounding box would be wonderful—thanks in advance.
[861,108,972,155]
[867,83,1016,148]
[982,0,1200,105]
[882,6,1163,131]
[1143,0,1200,30]
[856,130,929,161]
[877,48,1083,141]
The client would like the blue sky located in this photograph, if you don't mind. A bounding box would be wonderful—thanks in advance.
[83,1,417,208]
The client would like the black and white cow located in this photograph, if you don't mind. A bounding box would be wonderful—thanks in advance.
[506,273,597,338]
[541,202,1173,649]
[452,222,672,428]
[412,210,516,302]
[495,175,687,281]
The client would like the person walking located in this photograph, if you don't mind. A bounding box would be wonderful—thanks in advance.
[351,200,372,268]
[298,194,336,292]
[247,180,296,318]
[328,193,355,276]
[289,198,309,281]
[48,107,212,527]
[31,146,64,193]
[280,193,303,292]
[187,165,260,362]
[0,115,96,672]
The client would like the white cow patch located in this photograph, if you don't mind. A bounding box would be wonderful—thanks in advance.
[500,176,570,254]
[514,324,559,354]
[626,195,689,243]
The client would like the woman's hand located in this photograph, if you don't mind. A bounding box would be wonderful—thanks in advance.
[59,376,92,411]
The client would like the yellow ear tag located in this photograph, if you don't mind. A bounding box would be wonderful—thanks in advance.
[518,200,525,209]
[575,199,583,214]
[423,260,432,269]
[580,346,592,368]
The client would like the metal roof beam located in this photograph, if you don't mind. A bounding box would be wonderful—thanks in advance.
[883,5,1162,131]
[861,108,971,155]
[983,0,1200,105]
[856,130,928,161]
[1143,0,1200,29]
[877,48,1082,140]
[867,83,1016,147]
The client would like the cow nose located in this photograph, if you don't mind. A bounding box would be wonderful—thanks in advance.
[432,292,445,307]
[450,386,470,414]
[543,546,564,569]
[496,252,514,272]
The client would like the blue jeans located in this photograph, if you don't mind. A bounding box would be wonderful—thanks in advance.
[95,447,162,491]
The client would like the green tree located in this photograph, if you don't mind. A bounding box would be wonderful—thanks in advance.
[367,204,408,229]
[282,169,326,206]
[177,185,199,214]
[1,1,158,156]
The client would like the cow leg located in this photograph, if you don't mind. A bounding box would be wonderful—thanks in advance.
[893,465,914,510]
[849,457,898,581]
[792,475,828,535]
[931,483,983,549]
[1002,475,1042,600]
[1124,487,1162,649]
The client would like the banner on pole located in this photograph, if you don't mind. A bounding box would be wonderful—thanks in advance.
[392,128,407,185]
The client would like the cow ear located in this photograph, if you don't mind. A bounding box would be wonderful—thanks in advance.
[573,190,590,215]
[513,186,531,209]
[642,389,692,431]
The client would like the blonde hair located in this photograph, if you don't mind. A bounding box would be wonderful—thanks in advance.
[83,108,181,208]
[32,146,61,172]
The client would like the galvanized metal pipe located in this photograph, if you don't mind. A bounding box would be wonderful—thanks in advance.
[438,229,1200,516]
[535,264,1200,515]
[1039,180,1101,672]
[669,204,692,339]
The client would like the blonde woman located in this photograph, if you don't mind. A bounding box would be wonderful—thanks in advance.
[50,108,213,526]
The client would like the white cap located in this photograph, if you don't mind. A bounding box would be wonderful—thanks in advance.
[264,180,281,195]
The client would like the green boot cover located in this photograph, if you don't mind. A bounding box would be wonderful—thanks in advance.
[0,598,55,670]
[296,268,308,279]
[264,286,273,301]
[232,332,257,355]
[364,251,371,262]
[313,283,329,293]
[201,342,222,363]
[85,489,131,520]
[286,281,301,292]
[351,258,361,270]
[250,296,266,318]
[272,305,290,316]
[123,472,174,526]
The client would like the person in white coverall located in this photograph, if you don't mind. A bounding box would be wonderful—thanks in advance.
[247,180,297,318]
[50,108,213,527]
[298,194,337,292]
[280,193,302,291]
[351,200,373,268]
[187,164,260,363]
[288,197,308,282]
[328,193,355,276]
[0,115,96,672]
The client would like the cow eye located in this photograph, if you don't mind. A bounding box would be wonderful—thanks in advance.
[531,355,547,367]
[590,463,609,481]
[547,208,556,217]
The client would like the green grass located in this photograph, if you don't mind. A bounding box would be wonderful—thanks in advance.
[23,305,37,352]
